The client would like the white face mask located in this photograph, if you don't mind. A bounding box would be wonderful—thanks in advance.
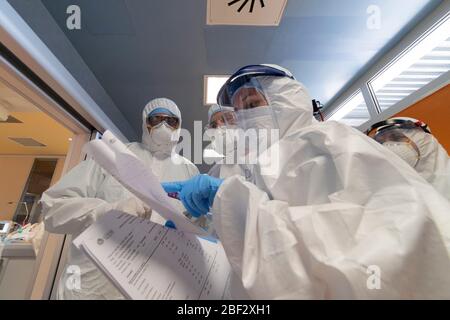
[383,142,419,168]
[235,107,280,158]
[237,106,275,131]
[144,122,177,155]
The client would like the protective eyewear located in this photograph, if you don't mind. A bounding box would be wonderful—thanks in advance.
[217,64,294,108]
[206,110,237,129]
[147,114,180,129]
[217,76,270,111]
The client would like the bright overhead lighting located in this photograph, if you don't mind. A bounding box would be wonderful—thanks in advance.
[204,75,229,105]
[396,74,437,79]
[426,51,450,57]
[407,66,449,73]
[438,41,450,48]
[378,97,403,101]
[379,87,421,91]
[369,14,450,111]
[390,80,428,85]
[376,92,411,96]
[328,90,370,127]
[413,59,450,64]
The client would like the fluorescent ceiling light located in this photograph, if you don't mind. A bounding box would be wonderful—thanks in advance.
[413,59,450,64]
[390,81,428,85]
[379,87,420,91]
[369,14,450,111]
[407,67,449,72]
[396,74,437,79]
[438,41,450,48]
[328,90,370,127]
[371,16,450,92]
[376,92,411,96]
[204,75,229,105]
[378,97,403,101]
[426,51,450,57]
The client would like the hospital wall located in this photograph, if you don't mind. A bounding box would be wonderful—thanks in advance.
[394,84,450,153]
[0,157,34,220]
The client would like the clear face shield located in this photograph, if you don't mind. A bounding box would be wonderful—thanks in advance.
[218,77,275,126]
[216,77,280,161]
[205,109,237,130]
[203,110,239,163]
[369,126,422,168]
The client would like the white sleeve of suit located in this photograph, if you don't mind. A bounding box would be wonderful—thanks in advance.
[212,125,450,299]
[186,161,200,177]
[40,159,115,235]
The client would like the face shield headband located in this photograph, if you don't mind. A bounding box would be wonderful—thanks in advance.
[217,64,295,108]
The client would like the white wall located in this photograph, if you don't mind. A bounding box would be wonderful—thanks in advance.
[0,156,34,220]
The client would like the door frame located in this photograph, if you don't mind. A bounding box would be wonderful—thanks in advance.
[0,52,92,300]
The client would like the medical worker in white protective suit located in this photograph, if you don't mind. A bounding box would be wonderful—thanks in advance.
[203,104,256,299]
[366,117,450,202]
[204,104,252,180]
[41,98,198,299]
[162,64,450,299]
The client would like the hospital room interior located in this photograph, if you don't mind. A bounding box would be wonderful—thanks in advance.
[0,0,449,301]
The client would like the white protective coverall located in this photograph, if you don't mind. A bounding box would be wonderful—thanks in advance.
[212,76,450,299]
[41,98,198,299]
[204,106,253,299]
[398,128,450,202]
[205,105,252,181]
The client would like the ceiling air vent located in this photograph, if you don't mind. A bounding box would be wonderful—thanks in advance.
[8,137,46,147]
[228,0,265,13]
[207,0,287,26]
[0,115,22,123]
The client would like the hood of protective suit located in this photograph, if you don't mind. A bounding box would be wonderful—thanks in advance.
[402,129,450,199]
[141,98,182,157]
[208,104,235,123]
[256,75,317,139]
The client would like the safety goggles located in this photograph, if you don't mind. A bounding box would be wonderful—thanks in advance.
[206,110,238,129]
[217,64,294,109]
[147,114,180,129]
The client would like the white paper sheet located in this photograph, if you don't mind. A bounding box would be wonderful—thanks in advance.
[73,211,231,300]
[83,131,208,236]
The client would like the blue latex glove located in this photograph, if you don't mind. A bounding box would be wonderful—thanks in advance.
[165,220,176,230]
[162,174,224,217]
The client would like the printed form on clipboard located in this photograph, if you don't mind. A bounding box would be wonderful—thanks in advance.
[83,130,212,236]
[73,211,232,300]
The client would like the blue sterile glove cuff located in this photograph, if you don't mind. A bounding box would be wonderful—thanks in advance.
[162,175,224,218]
[165,220,176,229]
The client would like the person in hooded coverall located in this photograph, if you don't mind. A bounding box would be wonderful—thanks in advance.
[163,65,450,299]
[204,104,250,180]
[203,104,254,299]
[366,117,450,202]
[41,98,198,299]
